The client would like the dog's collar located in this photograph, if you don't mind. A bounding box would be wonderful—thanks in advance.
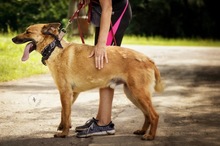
[41,37,63,66]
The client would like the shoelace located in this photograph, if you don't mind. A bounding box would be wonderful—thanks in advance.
[85,122,95,134]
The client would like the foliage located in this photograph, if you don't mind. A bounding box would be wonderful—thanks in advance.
[0,0,219,39]
[128,0,220,39]
[0,0,69,33]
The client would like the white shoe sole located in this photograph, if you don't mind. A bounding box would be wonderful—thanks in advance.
[77,129,115,138]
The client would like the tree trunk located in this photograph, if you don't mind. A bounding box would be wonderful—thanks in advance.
[67,0,93,37]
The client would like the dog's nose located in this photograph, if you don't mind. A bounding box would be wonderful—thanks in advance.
[12,37,17,43]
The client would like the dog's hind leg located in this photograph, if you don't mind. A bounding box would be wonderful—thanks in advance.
[126,74,159,140]
[57,92,80,131]
[129,86,159,140]
[124,85,150,135]
[139,93,159,141]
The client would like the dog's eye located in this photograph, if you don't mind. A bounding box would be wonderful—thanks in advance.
[26,31,31,34]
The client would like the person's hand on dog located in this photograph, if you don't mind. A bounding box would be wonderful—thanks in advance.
[88,0,111,69]
[89,42,108,69]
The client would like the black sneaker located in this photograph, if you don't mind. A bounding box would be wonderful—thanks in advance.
[75,117,98,132]
[76,121,115,138]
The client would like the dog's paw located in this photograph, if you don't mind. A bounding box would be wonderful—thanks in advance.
[54,133,67,138]
[57,124,72,131]
[133,130,146,135]
[141,134,154,141]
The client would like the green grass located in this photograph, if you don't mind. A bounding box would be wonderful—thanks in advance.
[0,33,220,82]
[0,33,48,82]
[122,36,220,46]
[68,35,220,46]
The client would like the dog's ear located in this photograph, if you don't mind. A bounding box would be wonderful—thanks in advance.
[41,23,61,35]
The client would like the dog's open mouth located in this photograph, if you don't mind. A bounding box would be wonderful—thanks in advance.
[22,42,36,61]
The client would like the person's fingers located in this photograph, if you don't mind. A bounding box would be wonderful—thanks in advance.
[90,47,107,69]
[95,56,97,68]
[100,54,104,69]
[95,56,99,69]
[95,56,99,68]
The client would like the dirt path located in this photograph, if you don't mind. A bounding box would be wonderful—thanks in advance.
[0,46,220,146]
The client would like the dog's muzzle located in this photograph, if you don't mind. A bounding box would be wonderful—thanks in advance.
[12,37,36,61]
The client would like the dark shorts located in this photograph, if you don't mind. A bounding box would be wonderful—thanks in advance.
[93,0,132,46]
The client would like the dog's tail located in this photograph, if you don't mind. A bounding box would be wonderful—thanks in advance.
[154,65,164,93]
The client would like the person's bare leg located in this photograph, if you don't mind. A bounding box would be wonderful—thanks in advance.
[96,87,114,126]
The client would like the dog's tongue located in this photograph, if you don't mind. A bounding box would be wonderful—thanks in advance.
[22,42,33,61]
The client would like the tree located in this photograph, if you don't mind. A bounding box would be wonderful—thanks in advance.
[66,0,93,37]
[0,0,219,39]
[0,0,69,32]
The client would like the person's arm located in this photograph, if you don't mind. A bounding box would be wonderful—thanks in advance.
[89,0,112,69]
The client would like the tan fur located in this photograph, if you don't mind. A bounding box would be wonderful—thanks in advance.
[12,23,164,140]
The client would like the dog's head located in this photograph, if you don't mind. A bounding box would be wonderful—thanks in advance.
[12,23,61,61]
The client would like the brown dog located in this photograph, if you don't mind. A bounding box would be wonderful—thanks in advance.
[12,23,164,140]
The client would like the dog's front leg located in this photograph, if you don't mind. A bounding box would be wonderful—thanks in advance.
[54,91,72,138]
[57,92,80,131]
